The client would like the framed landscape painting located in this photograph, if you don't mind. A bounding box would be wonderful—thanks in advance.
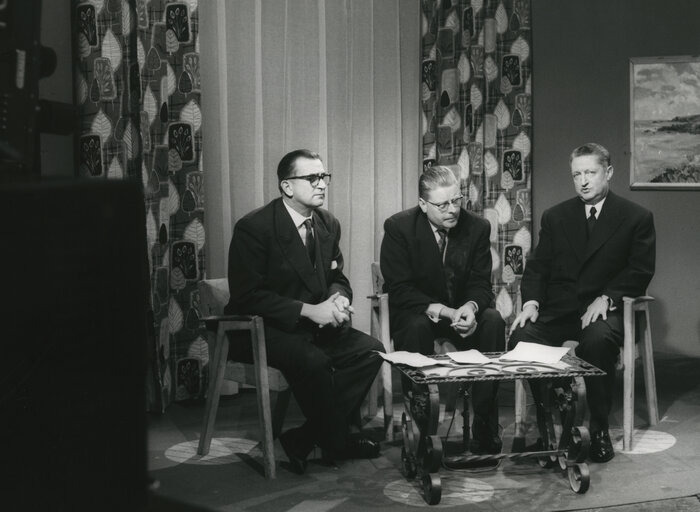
[630,56,700,189]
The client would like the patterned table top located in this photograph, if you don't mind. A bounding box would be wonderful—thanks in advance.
[392,352,605,384]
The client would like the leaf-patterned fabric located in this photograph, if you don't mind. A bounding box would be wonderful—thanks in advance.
[421,0,532,328]
[73,0,205,412]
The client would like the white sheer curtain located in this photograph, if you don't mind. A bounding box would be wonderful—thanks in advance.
[201,0,420,332]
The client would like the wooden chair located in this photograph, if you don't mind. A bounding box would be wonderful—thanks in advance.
[369,262,461,441]
[620,296,659,451]
[196,278,291,479]
[369,262,395,441]
[512,295,659,452]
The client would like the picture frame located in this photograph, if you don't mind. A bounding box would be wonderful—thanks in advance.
[629,55,700,189]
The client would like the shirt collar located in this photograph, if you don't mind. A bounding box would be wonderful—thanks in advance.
[282,198,312,228]
[585,197,606,218]
[427,221,448,241]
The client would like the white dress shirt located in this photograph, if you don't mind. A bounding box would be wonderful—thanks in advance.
[282,199,313,246]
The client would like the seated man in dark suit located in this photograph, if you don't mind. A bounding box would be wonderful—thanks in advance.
[510,142,656,463]
[380,166,506,455]
[225,149,384,474]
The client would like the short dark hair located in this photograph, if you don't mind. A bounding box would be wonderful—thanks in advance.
[419,165,459,199]
[570,143,611,168]
[277,149,323,182]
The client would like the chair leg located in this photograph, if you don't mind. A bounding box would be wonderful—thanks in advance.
[272,388,291,440]
[512,379,528,451]
[367,376,379,418]
[198,328,229,456]
[382,362,394,442]
[251,318,276,480]
[639,305,659,426]
[622,301,636,452]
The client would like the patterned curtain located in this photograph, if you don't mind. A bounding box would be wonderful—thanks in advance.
[421,0,532,329]
[73,0,205,412]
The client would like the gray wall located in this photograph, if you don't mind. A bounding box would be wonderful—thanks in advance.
[532,0,700,356]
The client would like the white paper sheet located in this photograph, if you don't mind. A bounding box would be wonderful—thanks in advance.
[375,350,445,368]
[445,349,491,364]
[499,341,570,364]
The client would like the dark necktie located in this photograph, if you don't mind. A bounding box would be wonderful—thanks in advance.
[587,206,597,238]
[437,229,448,260]
[303,218,315,265]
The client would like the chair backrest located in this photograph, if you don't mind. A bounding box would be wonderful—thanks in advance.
[198,278,230,316]
[371,262,384,296]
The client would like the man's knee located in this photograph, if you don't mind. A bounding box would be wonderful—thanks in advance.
[392,314,435,354]
[509,320,537,344]
[477,308,506,351]
[577,319,621,363]
[480,308,505,330]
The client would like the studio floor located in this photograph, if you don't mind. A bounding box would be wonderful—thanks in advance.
[147,352,700,512]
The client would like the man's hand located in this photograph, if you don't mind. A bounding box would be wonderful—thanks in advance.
[509,303,539,335]
[580,295,609,329]
[301,292,350,328]
[332,294,354,326]
[451,302,477,337]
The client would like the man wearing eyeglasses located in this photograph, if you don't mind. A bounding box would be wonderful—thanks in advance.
[380,165,505,456]
[226,149,384,474]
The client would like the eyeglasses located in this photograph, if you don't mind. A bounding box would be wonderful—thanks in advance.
[424,195,464,212]
[284,173,332,187]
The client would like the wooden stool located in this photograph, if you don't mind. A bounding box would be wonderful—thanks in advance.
[197,279,290,479]
[621,296,659,451]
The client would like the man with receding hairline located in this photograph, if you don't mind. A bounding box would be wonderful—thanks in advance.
[381,165,506,456]
[511,142,656,463]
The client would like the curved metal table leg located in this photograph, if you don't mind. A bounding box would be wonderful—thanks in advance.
[403,382,443,504]
[535,378,592,494]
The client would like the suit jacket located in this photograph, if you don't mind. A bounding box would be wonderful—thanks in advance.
[225,197,352,333]
[521,191,656,321]
[380,206,494,328]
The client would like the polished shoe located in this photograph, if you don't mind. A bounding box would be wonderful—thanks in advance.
[590,429,615,463]
[338,434,381,460]
[279,428,312,474]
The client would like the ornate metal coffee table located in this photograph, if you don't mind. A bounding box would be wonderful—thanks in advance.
[391,352,605,505]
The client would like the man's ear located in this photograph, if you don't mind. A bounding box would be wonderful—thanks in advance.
[606,165,614,180]
[418,198,428,214]
[280,180,293,198]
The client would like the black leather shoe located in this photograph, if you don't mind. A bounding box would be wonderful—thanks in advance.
[590,429,614,463]
[279,428,311,474]
[340,435,380,460]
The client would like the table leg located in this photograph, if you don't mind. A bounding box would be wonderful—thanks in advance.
[401,382,443,505]
[533,379,591,494]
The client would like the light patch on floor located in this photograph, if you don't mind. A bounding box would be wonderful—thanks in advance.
[383,474,494,507]
[610,429,677,454]
[164,437,260,465]
[285,498,349,512]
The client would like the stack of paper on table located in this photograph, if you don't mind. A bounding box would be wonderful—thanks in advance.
[499,341,571,366]
[445,349,491,364]
[375,351,449,367]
